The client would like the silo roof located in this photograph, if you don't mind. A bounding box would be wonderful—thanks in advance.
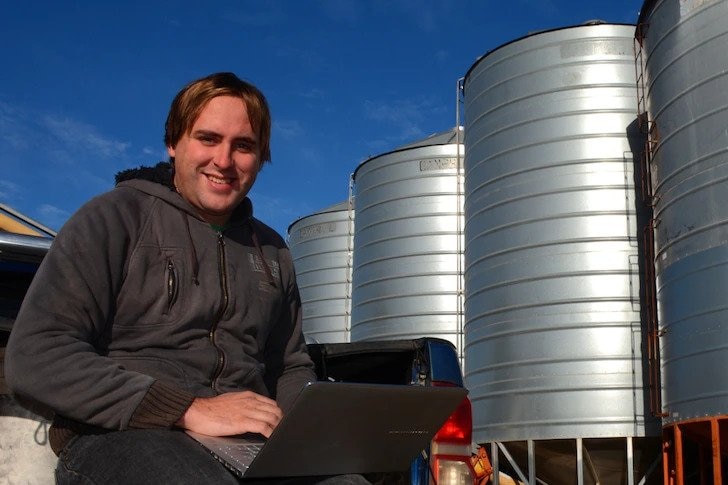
[463,22,637,86]
[287,199,353,235]
[636,0,658,28]
[391,126,464,151]
[317,200,351,213]
[353,126,463,181]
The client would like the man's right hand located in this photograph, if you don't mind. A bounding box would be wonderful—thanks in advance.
[175,390,283,438]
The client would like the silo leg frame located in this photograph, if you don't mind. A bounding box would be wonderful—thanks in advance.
[487,437,661,485]
[662,416,727,485]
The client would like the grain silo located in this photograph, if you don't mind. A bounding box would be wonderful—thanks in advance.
[637,0,728,481]
[288,200,354,343]
[350,128,465,357]
[463,23,662,484]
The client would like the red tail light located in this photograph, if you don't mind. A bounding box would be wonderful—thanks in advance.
[429,382,475,484]
[432,383,472,445]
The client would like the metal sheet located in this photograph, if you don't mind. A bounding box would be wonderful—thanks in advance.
[288,201,354,343]
[640,0,728,424]
[463,24,658,442]
[350,128,465,357]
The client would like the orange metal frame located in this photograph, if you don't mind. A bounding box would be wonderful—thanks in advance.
[662,416,727,484]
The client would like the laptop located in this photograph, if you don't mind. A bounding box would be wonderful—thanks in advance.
[185,381,467,478]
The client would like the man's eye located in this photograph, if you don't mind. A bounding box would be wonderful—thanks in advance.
[235,142,254,152]
[199,136,216,145]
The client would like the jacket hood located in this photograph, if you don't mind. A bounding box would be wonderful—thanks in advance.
[114,162,253,224]
[115,161,176,188]
[113,162,271,287]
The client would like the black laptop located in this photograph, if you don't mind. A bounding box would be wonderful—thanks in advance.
[186,381,467,478]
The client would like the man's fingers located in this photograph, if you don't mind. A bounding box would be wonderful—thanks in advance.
[176,390,284,437]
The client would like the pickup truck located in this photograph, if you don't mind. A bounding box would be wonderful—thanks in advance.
[307,338,475,485]
[1,232,56,483]
[0,231,475,485]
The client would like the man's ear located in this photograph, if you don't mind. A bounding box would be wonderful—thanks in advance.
[167,145,176,158]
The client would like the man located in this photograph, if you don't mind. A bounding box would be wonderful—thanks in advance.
[5,72,368,484]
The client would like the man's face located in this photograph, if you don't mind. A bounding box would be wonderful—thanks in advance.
[168,95,261,226]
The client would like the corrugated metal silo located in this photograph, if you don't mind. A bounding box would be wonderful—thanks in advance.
[463,23,661,483]
[638,0,728,479]
[288,201,354,343]
[350,128,465,357]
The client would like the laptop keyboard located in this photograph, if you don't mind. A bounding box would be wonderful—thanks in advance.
[218,442,264,470]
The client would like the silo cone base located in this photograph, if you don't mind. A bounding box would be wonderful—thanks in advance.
[482,437,662,484]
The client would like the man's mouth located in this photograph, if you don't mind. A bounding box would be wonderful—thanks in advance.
[206,174,233,185]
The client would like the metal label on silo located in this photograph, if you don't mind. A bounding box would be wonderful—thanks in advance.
[419,157,459,171]
[297,221,338,239]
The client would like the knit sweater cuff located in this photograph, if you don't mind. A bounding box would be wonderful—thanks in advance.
[127,380,195,429]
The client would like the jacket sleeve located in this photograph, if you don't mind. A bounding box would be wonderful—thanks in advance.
[4,193,194,431]
[263,246,316,413]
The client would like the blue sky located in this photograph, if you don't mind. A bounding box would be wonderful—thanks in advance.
[1,0,642,238]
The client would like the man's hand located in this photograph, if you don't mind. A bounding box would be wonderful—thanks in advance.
[176,391,283,438]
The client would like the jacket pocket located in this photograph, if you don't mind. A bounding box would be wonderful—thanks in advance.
[116,247,188,327]
[164,258,178,315]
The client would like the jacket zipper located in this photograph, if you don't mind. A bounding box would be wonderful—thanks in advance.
[164,259,178,315]
[210,231,229,391]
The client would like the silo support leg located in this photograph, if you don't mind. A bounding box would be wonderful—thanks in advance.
[491,442,499,485]
[627,436,635,485]
[637,453,661,485]
[577,438,584,485]
[711,418,722,485]
[527,440,535,485]
[675,425,684,485]
[662,428,674,485]
[496,442,530,485]
[582,442,600,484]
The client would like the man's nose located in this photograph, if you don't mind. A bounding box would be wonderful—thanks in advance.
[214,145,234,168]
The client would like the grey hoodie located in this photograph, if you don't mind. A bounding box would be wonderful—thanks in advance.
[4,162,315,454]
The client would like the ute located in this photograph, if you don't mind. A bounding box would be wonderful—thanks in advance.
[307,339,475,485]
[1,231,57,483]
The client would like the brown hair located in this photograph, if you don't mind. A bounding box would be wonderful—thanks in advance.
[164,72,271,163]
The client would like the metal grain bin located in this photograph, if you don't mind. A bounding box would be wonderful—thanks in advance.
[638,0,728,425]
[350,128,465,356]
[288,201,354,343]
[463,23,657,444]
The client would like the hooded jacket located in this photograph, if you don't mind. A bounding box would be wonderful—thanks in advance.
[4,162,316,454]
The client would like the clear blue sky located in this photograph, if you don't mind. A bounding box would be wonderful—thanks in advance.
[1,0,642,238]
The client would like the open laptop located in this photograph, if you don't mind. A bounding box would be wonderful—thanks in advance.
[186,381,467,478]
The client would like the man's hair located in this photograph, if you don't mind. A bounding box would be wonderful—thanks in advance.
[164,72,271,164]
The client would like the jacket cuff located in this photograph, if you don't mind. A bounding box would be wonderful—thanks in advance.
[127,380,195,429]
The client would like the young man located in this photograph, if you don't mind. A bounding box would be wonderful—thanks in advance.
[5,73,368,484]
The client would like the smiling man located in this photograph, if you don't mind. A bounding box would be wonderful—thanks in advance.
[5,73,368,484]
[166,85,265,227]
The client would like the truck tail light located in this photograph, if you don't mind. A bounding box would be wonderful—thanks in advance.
[431,454,476,485]
[429,382,475,484]
[433,392,472,445]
